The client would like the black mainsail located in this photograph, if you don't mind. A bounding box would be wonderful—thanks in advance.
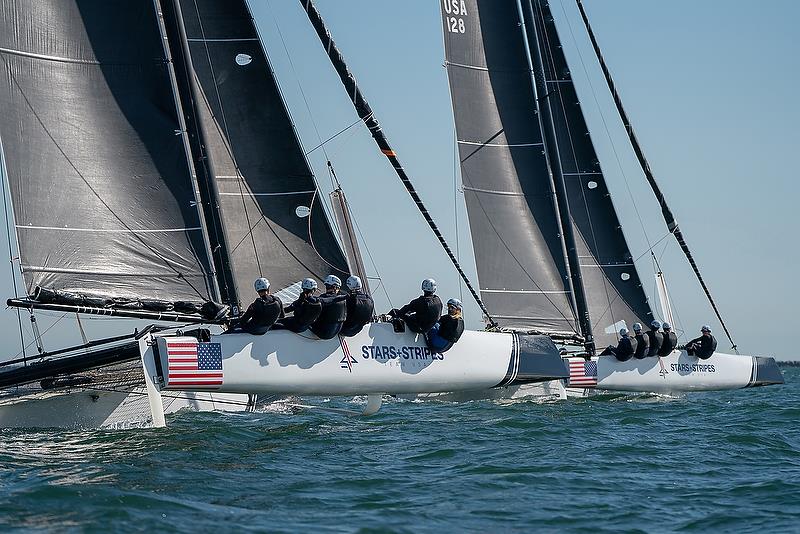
[441,0,579,336]
[442,0,652,347]
[0,1,217,306]
[528,1,652,344]
[179,0,348,305]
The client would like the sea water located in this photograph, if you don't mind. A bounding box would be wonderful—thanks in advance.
[0,368,797,532]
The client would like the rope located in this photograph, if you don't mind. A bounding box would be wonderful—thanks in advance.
[189,0,263,279]
[533,1,618,334]
[0,137,26,362]
[574,0,737,350]
[301,0,497,327]
[556,0,654,253]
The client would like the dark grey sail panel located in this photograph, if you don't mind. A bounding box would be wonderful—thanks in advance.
[0,0,215,303]
[442,0,577,333]
[530,0,652,344]
[179,0,348,299]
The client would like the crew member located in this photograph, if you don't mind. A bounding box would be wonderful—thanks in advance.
[658,322,678,356]
[686,325,717,359]
[599,328,636,362]
[237,277,284,335]
[310,275,349,340]
[646,320,664,357]
[425,298,465,353]
[340,275,374,337]
[632,322,649,359]
[388,278,442,334]
[273,278,322,334]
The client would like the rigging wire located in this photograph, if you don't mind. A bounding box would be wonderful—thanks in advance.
[0,50,210,303]
[452,136,464,303]
[266,0,402,304]
[573,0,737,350]
[189,0,263,278]
[7,312,68,361]
[533,1,619,333]
[300,0,498,326]
[556,0,654,252]
[304,115,368,158]
[0,138,27,362]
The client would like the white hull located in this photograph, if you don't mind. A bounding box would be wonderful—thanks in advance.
[152,324,566,397]
[589,350,783,393]
[407,350,783,403]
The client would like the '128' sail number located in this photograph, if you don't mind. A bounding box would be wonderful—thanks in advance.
[443,0,468,33]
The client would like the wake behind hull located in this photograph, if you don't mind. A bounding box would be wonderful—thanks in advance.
[0,387,254,429]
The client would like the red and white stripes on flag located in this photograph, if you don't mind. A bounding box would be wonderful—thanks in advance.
[567,357,598,388]
[165,338,223,389]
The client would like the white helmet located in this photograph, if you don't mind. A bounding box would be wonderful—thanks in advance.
[650,320,662,330]
[301,278,318,291]
[701,325,712,333]
[632,322,642,332]
[254,277,270,292]
[446,298,463,310]
[421,278,437,293]
[346,275,362,290]
[324,274,342,288]
[662,322,672,330]
[619,328,629,336]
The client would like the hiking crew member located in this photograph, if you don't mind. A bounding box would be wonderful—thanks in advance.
[658,322,678,356]
[600,328,637,362]
[424,298,465,353]
[273,278,322,334]
[310,275,349,340]
[632,322,649,359]
[646,320,664,357]
[686,325,717,359]
[388,278,442,334]
[238,277,284,335]
[340,276,374,337]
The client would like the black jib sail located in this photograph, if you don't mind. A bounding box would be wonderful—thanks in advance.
[0,1,217,309]
[441,0,579,335]
[527,0,652,346]
[178,0,348,305]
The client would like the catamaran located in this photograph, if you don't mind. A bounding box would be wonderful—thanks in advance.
[0,0,567,428]
[431,0,782,396]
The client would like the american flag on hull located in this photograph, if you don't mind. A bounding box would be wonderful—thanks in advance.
[567,357,598,387]
[165,339,223,389]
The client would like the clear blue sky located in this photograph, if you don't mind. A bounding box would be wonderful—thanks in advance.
[1,1,797,360]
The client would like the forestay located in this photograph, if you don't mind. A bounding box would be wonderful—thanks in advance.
[0,1,216,304]
[179,0,348,304]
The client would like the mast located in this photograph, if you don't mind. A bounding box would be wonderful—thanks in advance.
[159,0,240,313]
[300,0,497,327]
[574,0,736,349]
[517,0,594,349]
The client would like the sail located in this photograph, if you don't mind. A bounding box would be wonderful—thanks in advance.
[0,1,216,304]
[178,0,348,305]
[529,0,652,344]
[441,0,579,334]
